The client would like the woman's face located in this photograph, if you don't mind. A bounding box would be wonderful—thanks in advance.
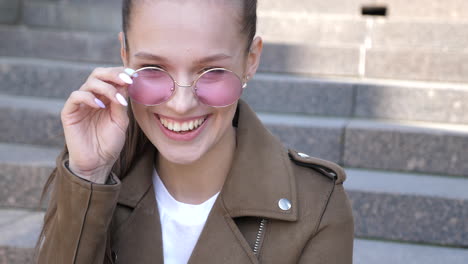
[121,0,261,164]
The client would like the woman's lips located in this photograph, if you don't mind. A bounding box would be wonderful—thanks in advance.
[155,114,210,142]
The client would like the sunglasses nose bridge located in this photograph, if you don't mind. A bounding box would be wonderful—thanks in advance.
[173,79,196,88]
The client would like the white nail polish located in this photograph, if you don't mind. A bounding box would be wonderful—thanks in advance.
[116,93,128,106]
[94,98,106,108]
[119,72,133,84]
[124,68,136,76]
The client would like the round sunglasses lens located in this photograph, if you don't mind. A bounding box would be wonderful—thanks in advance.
[128,68,174,105]
[195,69,243,107]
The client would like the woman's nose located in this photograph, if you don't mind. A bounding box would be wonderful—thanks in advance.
[165,76,199,113]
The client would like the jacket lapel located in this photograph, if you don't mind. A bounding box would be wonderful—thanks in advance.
[113,146,164,263]
[188,200,259,264]
[221,100,297,221]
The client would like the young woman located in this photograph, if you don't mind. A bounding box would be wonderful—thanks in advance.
[35,0,354,263]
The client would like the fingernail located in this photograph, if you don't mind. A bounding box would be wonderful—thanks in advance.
[94,98,106,108]
[119,72,133,84]
[116,93,128,106]
[124,68,136,76]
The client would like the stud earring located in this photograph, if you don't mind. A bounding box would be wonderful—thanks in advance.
[242,76,250,88]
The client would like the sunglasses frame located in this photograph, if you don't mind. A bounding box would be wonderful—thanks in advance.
[129,66,247,107]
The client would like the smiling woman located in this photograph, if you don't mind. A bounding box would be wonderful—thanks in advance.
[34,0,354,263]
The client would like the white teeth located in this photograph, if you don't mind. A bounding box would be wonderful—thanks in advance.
[160,117,206,132]
[173,123,181,132]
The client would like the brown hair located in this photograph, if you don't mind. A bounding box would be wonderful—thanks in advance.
[122,0,257,52]
[34,0,257,261]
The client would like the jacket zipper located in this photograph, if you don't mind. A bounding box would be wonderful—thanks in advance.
[253,218,268,257]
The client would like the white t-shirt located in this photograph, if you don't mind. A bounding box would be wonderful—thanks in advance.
[152,168,220,264]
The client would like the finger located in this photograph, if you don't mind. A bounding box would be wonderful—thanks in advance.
[89,67,135,87]
[61,90,104,117]
[80,78,127,106]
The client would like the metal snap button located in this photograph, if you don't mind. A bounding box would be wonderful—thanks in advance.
[278,198,292,211]
[298,152,309,158]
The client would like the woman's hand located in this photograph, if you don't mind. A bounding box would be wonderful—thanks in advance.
[61,67,133,184]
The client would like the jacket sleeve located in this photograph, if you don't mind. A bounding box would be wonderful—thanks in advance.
[298,184,354,264]
[37,152,121,264]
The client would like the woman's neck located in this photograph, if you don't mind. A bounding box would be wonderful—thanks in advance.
[156,127,236,205]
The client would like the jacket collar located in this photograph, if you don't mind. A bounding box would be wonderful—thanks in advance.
[117,99,297,222]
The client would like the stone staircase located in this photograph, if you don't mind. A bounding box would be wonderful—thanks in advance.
[1,0,468,263]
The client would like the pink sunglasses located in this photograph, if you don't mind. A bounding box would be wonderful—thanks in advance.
[127,66,247,107]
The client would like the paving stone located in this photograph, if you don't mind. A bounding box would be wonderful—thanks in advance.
[0,143,59,209]
[259,43,360,77]
[371,20,468,51]
[347,168,468,247]
[0,94,64,147]
[243,74,354,117]
[0,0,20,24]
[354,80,468,124]
[344,119,468,177]
[354,239,468,264]
[365,48,468,83]
[258,113,346,163]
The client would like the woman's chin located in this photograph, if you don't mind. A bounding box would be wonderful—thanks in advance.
[158,147,205,165]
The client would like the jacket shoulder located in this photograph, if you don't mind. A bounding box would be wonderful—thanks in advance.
[288,149,346,184]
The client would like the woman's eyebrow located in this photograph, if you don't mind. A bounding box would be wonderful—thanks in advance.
[196,54,232,64]
[134,52,168,62]
[134,52,232,64]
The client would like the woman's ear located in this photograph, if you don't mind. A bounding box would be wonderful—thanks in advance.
[119,32,128,67]
[244,36,263,81]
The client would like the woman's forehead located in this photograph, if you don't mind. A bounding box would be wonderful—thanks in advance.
[127,0,244,62]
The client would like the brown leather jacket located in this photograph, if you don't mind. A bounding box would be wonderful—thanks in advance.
[37,100,354,263]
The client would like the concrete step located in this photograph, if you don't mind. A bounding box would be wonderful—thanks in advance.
[38,0,465,22]
[261,0,468,21]
[377,0,468,21]
[0,208,44,264]
[365,47,468,83]
[346,168,468,247]
[18,1,468,51]
[354,239,468,264]
[343,118,468,177]
[3,23,468,82]
[22,0,122,32]
[0,25,361,77]
[0,94,64,147]
[370,20,468,51]
[2,94,468,176]
[3,57,468,125]
[0,142,59,209]
[0,0,20,24]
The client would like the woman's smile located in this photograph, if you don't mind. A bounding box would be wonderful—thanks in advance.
[155,113,210,142]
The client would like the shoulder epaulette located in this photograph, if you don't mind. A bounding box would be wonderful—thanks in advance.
[288,149,346,184]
